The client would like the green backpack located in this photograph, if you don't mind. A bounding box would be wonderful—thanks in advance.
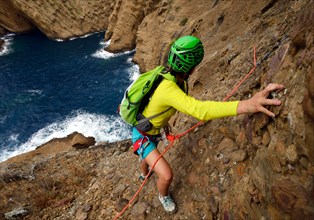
[119,66,170,131]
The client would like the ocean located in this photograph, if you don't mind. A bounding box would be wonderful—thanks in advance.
[0,31,138,162]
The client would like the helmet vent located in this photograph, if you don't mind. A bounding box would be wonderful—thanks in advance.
[167,35,204,73]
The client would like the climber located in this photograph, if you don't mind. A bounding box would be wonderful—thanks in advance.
[131,35,284,213]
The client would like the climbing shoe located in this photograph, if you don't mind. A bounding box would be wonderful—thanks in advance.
[158,194,177,213]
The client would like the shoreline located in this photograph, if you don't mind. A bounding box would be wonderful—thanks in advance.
[0,132,129,165]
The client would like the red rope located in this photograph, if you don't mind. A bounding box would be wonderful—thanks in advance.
[113,46,257,220]
[223,46,257,101]
[113,141,175,220]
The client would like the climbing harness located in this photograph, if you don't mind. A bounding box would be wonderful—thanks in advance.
[134,136,150,160]
[113,46,257,220]
[132,128,161,159]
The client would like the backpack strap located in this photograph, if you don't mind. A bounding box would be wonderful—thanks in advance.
[136,71,175,130]
[137,107,171,125]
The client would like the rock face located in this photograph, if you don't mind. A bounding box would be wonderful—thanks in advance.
[104,0,162,53]
[0,0,34,33]
[0,0,115,39]
[4,132,96,164]
[0,39,4,52]
[0,0,314,220]
[134,0,213,71]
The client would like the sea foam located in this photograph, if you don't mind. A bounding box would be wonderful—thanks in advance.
[92,38,136,59]
[0,111,131,162]
[54,32,97,42]
[91,48,135,60]
[0,34,14,56]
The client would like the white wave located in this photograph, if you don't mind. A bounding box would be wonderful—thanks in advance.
[126,57,140,80]
[9,134,19,142]
[4,33,16,37]
[100,39,111,48]
[26,89,43,95]
[0,35,14,56]
[127,64,140,81]
[92,37,136,60]
[72,33,93,40]
[126,57,133,64]
[54,31,105,42]
[0,111,131,162]
[54,33,97,42]
[91,48,135,60]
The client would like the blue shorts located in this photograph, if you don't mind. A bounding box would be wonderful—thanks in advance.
[132,127,160,159]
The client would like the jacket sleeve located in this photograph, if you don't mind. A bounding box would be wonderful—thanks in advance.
[162,81,239,120]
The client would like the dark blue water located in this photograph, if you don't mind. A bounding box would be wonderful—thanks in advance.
[0,31,137,161]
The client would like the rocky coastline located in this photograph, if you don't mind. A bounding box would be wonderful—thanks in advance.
[1,0,314,219]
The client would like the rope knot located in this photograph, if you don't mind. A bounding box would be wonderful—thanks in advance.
[166,134,176,142]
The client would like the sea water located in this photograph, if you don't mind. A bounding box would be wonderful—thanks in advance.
[0,31,138,162]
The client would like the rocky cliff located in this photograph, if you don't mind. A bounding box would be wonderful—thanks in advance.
[0,0,115,39]
[0,0,314,219]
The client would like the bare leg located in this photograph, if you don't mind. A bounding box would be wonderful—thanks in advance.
[140,160,149,176]
[144,148,173,196]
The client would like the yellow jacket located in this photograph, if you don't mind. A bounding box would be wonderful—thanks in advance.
[142,74,239,135]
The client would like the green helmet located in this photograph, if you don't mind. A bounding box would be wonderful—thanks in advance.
[168,35,204,73]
